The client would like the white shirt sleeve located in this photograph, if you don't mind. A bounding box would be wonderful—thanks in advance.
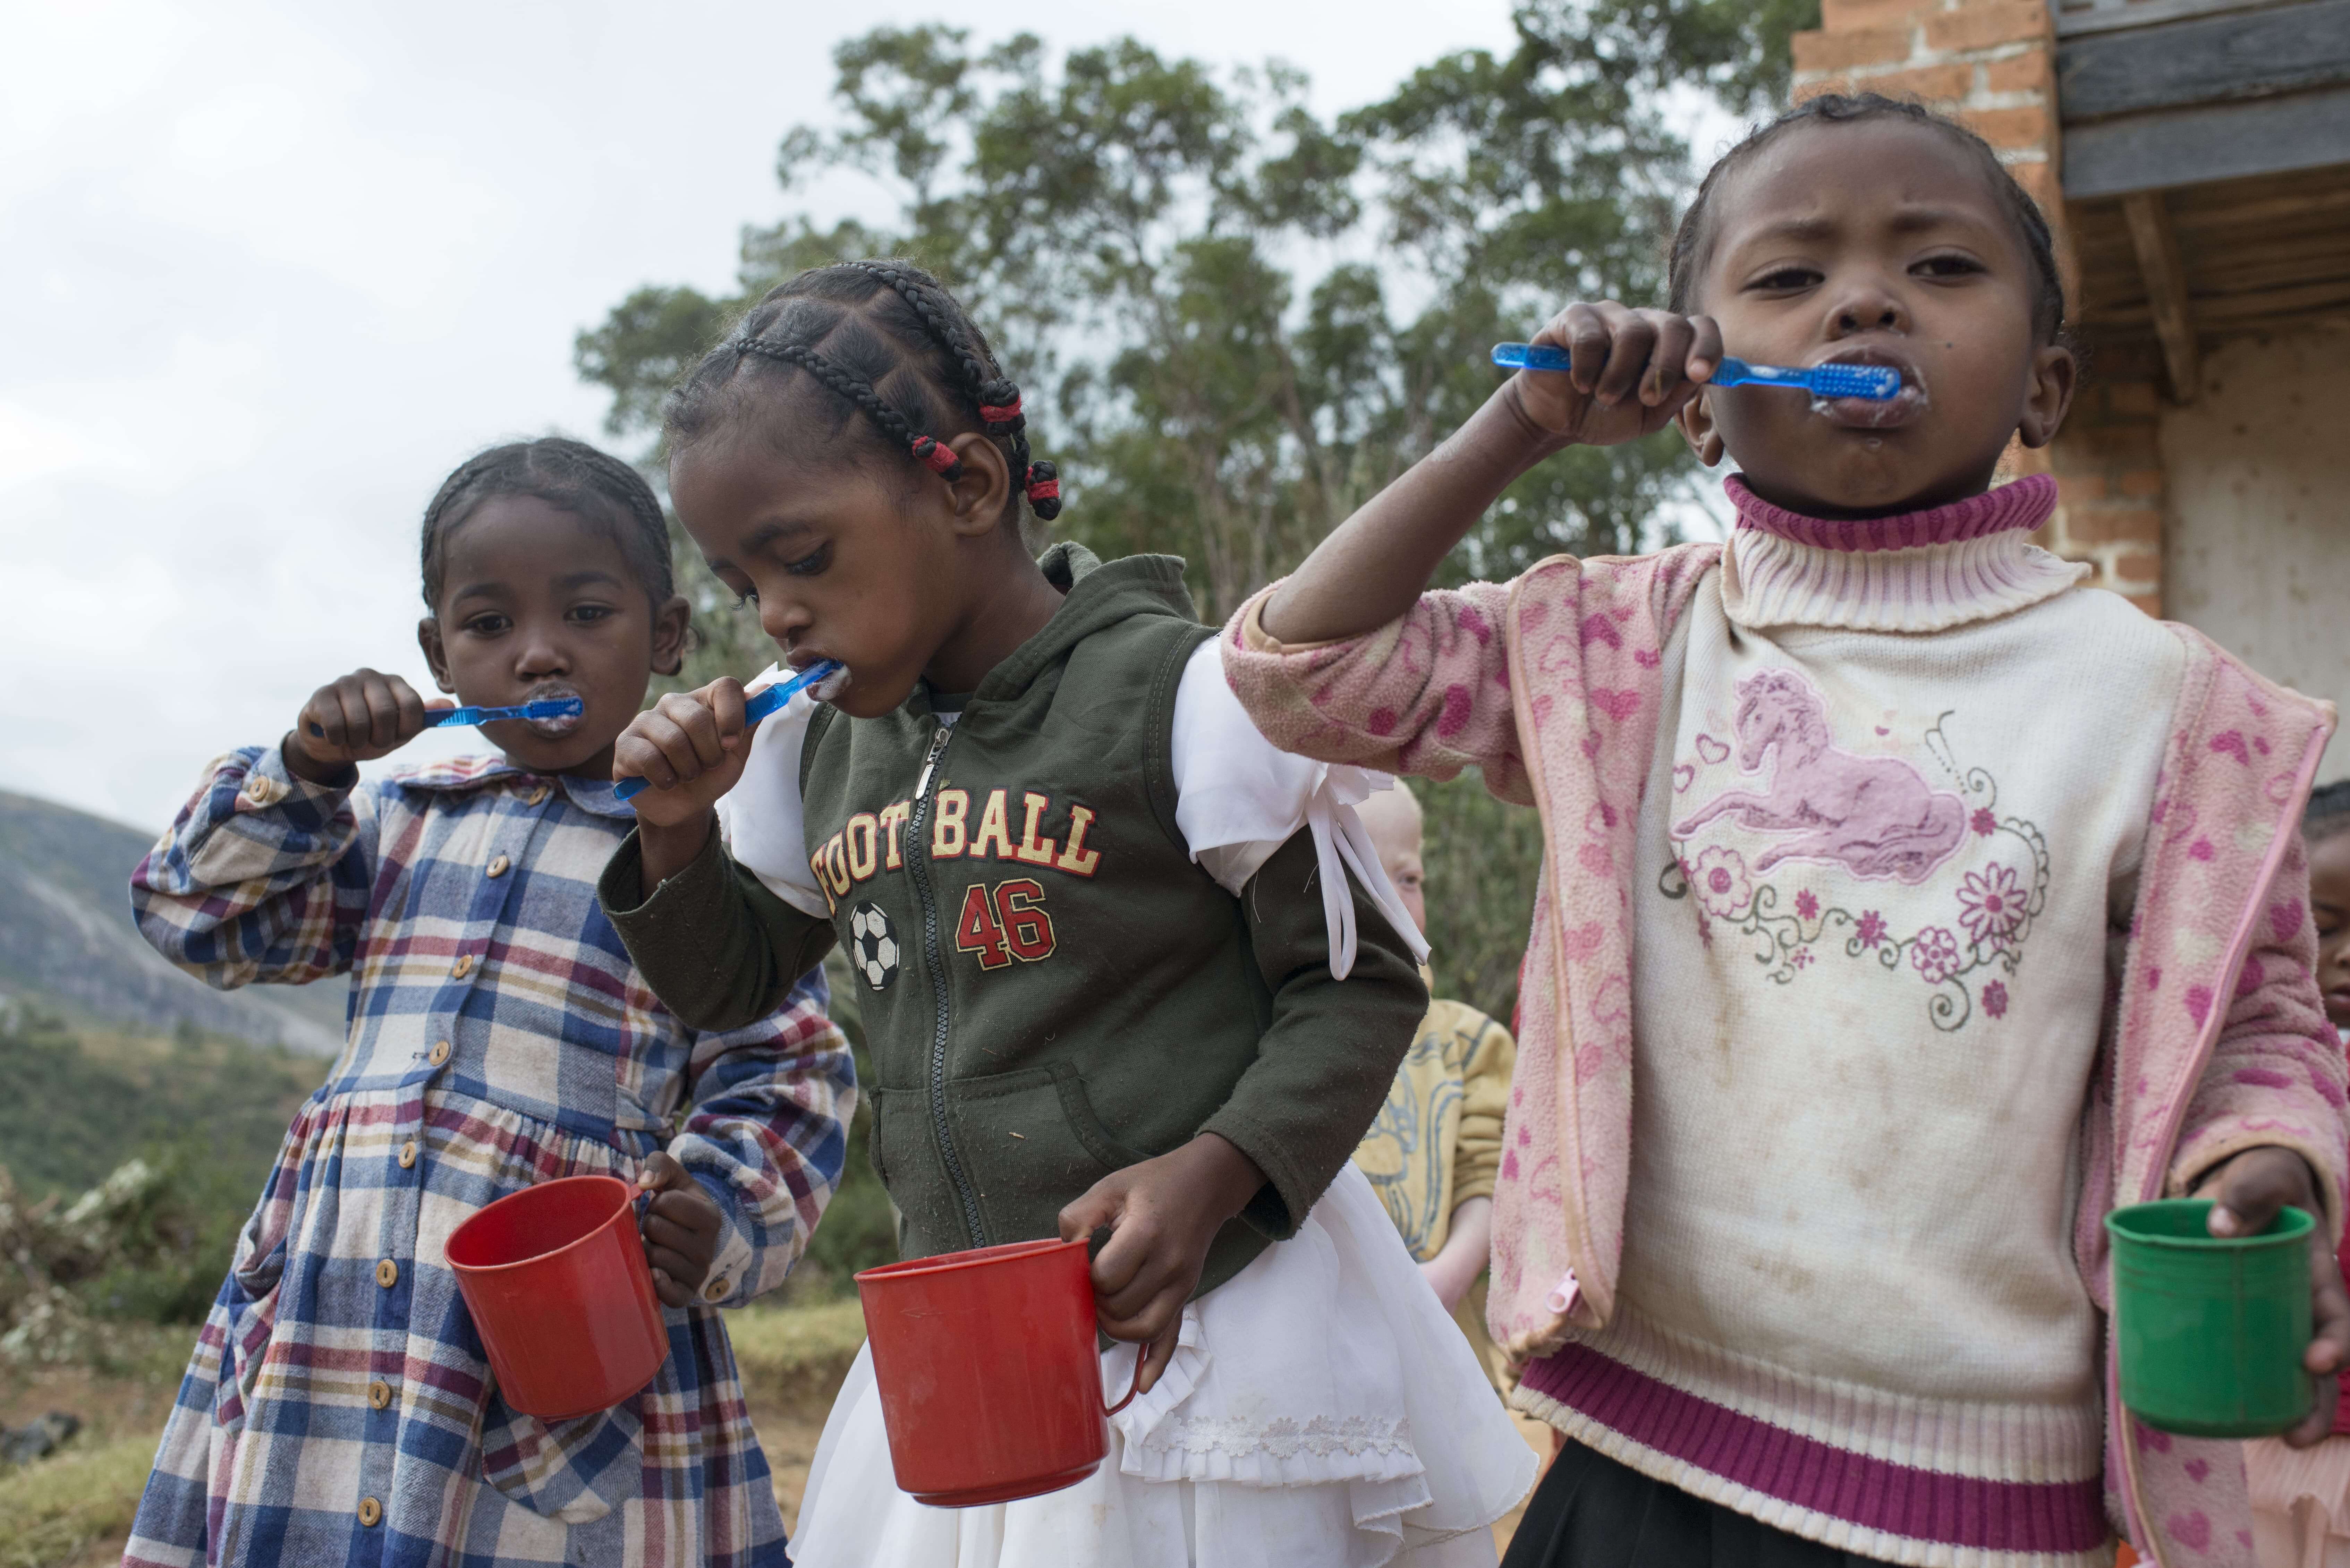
[713,665,833,919]
[1167,639,1429,978]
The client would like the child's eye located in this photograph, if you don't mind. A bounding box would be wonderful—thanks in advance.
[1913,253,1985,278]
[1749,265,1821,292]
[464,614,509,636]
[568,604,616,625]
[785,544,832,579]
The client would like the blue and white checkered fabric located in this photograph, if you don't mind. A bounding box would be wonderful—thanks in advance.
[122,743,852,1567]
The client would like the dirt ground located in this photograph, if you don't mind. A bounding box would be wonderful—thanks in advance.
[7,1331,1553,1566]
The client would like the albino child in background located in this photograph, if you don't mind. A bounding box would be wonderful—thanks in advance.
[1351,783,1519,1391]
[1223,92,2348,1568]
[2246,782,2350,1567]
[123,438,852,1568]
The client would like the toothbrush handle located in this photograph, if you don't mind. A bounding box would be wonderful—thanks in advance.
[430,706,490,727]
[1496,342,1749,387]
[614,664,831,802]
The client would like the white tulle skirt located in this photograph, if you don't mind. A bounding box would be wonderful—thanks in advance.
[790,1165,1537,1568]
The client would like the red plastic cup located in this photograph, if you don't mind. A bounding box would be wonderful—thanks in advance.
[446,1174,668,1421]
[855,1237,1142,1507]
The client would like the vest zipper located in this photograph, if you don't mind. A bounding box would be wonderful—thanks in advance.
[906,721,988,1248]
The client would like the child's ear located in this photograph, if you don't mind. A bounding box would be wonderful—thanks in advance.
[2017,342,2078,450]
[416,619,457,694]
[1676,387,1727,467]
[942,432,1015,540]
[650,595,691,679]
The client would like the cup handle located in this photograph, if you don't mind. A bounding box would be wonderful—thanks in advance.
[1105,1351,1145,1417]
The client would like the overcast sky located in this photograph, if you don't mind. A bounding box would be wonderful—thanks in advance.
[1,0,1546,831]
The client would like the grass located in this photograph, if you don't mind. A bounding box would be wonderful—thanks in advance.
[728,1297,868,1416]
[0,1302,867,1568]
[0,1432,154,1568]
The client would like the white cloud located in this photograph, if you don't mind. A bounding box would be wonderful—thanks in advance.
[0,0,1519,831]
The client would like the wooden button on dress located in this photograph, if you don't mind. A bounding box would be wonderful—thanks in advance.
[358,1497,382,1527]
[375,1259,398,1289]
[525,786,550,806]
[428,1040,451,1067]
[451,954,474,979]
[487,854,510,878]
[398,1140,418,1169]
[368,1379,393,1410]
[704,1276,730,1303]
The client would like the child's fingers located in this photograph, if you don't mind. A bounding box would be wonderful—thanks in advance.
[387,677,431,742]
[2306,1241,2350,1377]
[2203,1146,2314,1237]
[2287,1376,2341,1447]
[359,674,408,751]
[1556,302,1614,395]
[1687,314,1723,380]
[1128,1321,1180,1397]
[637,1151,690,1192]
[642,1209,713,1260]
[1590,308,1658,408]
[648,1265,693,1309]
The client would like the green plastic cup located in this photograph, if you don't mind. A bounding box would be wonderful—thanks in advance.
[2106,1198,2315,1437]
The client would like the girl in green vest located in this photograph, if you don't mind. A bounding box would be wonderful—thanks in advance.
[597,259,1536,1567]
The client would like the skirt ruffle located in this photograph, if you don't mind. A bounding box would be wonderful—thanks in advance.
[2246,1436,2350,1568]
[790,1164,1536,1568]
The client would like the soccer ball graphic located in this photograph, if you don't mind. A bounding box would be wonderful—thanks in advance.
[849,901,900,991]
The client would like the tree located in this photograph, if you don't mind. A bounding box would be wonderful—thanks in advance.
[576,2,1814,1026]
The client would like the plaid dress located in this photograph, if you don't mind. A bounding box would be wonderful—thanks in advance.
[121,743,853,1568]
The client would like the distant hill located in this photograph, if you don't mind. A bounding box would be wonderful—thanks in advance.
[0,789,348,1055]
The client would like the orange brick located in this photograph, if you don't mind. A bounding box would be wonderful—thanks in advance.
[1965,104,2051,151]
[1983,50,2051,94]
[2109,547,2163,588]
[2007,159,2060,214]
[2056,472,2106,502]
[1864,62,1974,101]
[1925,0,2052,52]
[1793,26,1913,73]
[2118,468,2165,499]
[1822,0,1935,30]
[2069,506,2163,547]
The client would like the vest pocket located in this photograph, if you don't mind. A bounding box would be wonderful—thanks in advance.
[945,1062,1153,1244]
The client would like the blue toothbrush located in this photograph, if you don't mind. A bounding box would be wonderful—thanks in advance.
[615,660,844,802]
[1491,342,1902,400]
[428,697,584,728]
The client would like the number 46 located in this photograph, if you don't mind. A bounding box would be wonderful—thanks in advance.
[953,878,1057,970]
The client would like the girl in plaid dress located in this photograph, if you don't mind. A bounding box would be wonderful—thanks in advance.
[122,438,854,1568]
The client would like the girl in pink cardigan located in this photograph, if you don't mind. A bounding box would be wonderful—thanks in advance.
[1223,94,2348,1568]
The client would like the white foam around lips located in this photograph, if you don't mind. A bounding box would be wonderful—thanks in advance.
[810,666,850,703]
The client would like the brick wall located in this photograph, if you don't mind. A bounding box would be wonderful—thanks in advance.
[1789,0,2167,613]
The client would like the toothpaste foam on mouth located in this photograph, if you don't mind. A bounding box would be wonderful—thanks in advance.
[810,665,850,702]
[525,686,586,735]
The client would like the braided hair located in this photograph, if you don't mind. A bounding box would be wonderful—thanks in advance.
[1665,93,2066,344]
[664,258,1061,525]
[420,437,675,609]
[2307,780,2350,845]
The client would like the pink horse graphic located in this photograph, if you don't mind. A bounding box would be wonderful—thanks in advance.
[1673,668,1966,884]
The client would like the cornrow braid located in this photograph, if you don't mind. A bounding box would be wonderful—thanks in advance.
[419,436,674,610]
[665,257,1063,525]
[733,337,968,481]
[850,261,1063,522]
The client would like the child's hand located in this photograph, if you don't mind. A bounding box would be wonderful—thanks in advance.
[2196,1145,2350,1446]
[1505,301,1721,448]
[614,680,758,829]
[1058,1134,1267,1395]
[286,669,450,782]
[637,1152,724,1308]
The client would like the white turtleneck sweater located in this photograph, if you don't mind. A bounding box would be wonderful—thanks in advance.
[1560,475,2181,1562]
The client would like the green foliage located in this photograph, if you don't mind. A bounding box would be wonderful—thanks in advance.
[574,3,1812,1071]
[0,1429,153,1568]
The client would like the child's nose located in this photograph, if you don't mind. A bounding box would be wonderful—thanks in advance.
[516,631,570,676]
[1829,284,1908,336]
[759,595,807,648]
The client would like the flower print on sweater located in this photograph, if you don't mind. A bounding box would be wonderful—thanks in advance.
[1666,678,2049,1033]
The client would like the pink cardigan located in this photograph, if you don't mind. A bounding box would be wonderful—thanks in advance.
[1224,544,2344,1567]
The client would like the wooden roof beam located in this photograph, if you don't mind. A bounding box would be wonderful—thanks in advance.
[2121,190,2201,403]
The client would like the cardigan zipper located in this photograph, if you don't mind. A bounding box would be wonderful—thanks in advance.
[906,722,988,1249]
